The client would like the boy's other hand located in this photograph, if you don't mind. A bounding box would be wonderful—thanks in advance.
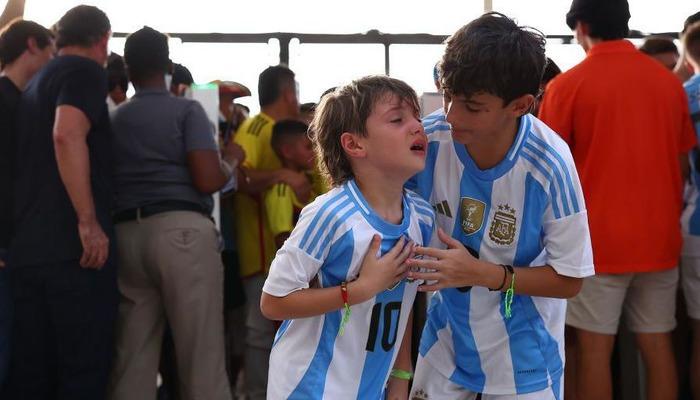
[280,169,312,202]
[357,235,413,298]
[222,140,246,165]
[406,228,486,291]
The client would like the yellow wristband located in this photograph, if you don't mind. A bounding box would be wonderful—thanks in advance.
[390,369,413,380]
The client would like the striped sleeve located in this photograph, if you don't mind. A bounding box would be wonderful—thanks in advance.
[263,190,357,297]
[527,135,594,278]
[407,190,436,247]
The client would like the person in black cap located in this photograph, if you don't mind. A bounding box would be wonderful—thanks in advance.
[107,26,240,400]
[540,1,696,399]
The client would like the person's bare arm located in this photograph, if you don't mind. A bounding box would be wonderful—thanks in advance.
[274,233,290,250]
[407,228,583,298]
[53,105,108,269]
[238,167,312,202]
[187,140,245,194]
[386,311,413,400]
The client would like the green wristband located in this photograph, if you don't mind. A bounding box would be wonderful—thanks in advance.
[390,368,413,380]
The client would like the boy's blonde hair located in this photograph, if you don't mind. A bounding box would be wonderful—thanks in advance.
[309,75,419,187]
[684,21,700,66]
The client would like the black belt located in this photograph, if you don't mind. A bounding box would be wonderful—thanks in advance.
[113,200,209,224]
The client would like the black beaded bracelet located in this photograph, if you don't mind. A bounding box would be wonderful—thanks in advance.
[489,264,509,291]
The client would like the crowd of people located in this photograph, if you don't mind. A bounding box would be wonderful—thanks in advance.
[0,0,699,399]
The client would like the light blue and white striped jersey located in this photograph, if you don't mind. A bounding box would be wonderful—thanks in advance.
[409,112,594,395]
[263,179,435,399]
[682,74,700,257]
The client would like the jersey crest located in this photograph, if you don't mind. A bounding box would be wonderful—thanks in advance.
[489,204,517,245]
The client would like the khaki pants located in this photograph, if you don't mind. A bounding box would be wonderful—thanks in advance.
[108,211,232,400]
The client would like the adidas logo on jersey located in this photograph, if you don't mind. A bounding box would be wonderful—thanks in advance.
[432,200,452,218]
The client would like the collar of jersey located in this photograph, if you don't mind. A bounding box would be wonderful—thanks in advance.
[344,179,411,236]
[453,114,531,181]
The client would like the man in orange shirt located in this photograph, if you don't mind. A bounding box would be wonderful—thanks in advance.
[538,0,696,399]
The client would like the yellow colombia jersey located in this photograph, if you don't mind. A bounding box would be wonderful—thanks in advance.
[234,112,279,277]
[264,174,322,239]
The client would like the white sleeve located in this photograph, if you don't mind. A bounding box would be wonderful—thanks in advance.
[263,244,323,297]
[543,211,594,278]
[542,144,594,278]
[262,196,327,297]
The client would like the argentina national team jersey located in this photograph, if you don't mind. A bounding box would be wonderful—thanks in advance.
[682,74,700,257]
[263,179,435,399]
[410,111,594,395]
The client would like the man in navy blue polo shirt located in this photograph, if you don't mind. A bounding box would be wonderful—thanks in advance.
[5,6,118,399]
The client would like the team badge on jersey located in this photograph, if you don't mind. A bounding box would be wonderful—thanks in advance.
[460,197,486,235]
[411,389,429,400]
[489,204,517,245]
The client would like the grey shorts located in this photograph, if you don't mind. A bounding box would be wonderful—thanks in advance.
[681,256,700,320]
[566,268,679,335]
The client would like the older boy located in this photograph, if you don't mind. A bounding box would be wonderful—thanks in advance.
[407,13,593,399]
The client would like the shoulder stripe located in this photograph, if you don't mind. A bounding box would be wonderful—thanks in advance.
[345,181,370,215]
[313,206,359,259]
[506,115,531,161]
[423,116,446,128]
[413,206,435,221]
[410,199,435,218]
[304,197,355,255]
[299,193,349,250]
[425,123,451,134]
[406,190,429,203]
[521,150,562,219]
[523,141,571,216]
[527,134,580,213]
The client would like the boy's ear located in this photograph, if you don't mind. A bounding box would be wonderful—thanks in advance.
[279,142,294,161]
[508,94,535,117]
[282,86,294,103]
[340,132,366,159]
[574,21,590,37]
[26,37,39,54]
[685,58,695,74]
